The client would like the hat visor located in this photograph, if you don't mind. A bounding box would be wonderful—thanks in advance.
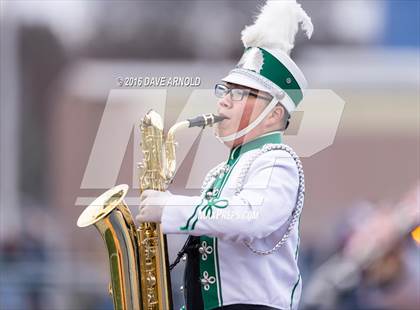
[222,72,271,94]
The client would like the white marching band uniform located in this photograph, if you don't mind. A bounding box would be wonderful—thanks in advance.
[162,131,303,309]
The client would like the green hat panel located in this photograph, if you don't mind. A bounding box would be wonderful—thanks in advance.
[234,47,305,108]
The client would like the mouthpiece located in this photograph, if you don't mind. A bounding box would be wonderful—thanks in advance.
[187,114,228,128]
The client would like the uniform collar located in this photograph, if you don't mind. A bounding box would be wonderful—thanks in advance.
[228,131,282,163]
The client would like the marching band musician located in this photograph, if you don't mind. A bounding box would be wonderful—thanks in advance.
[137,1,313,309]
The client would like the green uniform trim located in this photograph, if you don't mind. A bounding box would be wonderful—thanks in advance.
[200,235,220,309]
[290,274,301,310]
[291,212,303,309]
[195,131,283,309]
[200,153,241,309]
[229,130,282,162]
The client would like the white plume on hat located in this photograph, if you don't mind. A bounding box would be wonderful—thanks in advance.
[241,0,313,55]
[218,0,313,142]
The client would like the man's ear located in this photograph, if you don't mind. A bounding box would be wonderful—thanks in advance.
[270,105,284,123]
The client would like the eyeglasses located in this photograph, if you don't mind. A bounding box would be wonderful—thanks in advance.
[214,84,272,102]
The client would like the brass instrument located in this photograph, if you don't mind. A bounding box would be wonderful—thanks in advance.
[77,111,226,310]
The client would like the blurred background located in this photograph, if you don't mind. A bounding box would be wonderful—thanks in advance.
[0,0,419,309]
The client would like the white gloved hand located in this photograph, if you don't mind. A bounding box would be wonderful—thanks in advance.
[136,190,173,223]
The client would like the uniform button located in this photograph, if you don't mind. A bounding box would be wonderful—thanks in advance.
[198,247,205,254]
[180,285,184,291]
[182,254,187,261]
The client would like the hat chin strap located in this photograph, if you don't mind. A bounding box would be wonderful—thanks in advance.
[217,98,278,142]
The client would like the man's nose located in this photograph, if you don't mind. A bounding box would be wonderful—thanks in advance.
[217,96,233,109]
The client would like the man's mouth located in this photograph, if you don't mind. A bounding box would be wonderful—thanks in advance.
[217,113,230,121]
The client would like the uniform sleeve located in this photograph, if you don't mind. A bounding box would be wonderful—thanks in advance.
[161,151,299,243]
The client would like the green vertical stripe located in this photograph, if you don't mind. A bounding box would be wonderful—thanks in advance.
[214,237,223,306]
[291,211,303,308]
[200,156,239,309]
[294,218,301,260]
[199,132,282,309]
[200,152,240,309]
[290,275,301,310]
[200,235,219,309]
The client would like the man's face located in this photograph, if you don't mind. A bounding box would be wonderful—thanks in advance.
[215,82,272,146]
